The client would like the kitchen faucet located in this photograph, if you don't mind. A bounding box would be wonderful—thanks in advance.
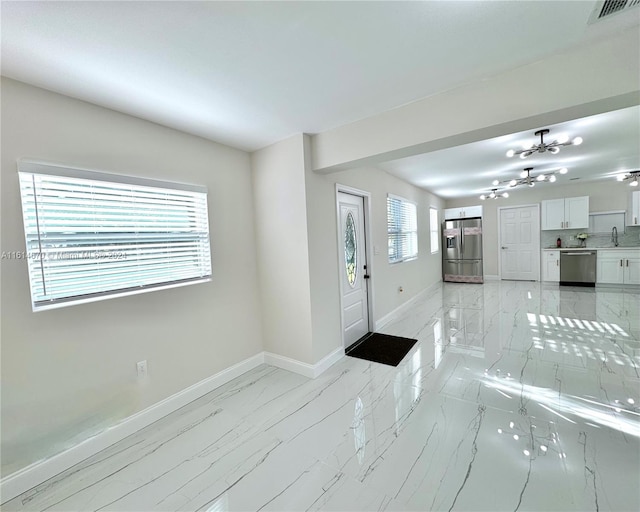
[612,226,618,247]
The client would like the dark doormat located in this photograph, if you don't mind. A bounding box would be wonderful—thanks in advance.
[346,332,418,367]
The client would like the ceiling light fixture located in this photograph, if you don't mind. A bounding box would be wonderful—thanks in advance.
[480,188,509,200]
[506,129,582,159]
[617,170,640,187]
[492,167,568,190]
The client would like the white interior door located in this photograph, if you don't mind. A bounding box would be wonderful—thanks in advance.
[499,205,540,281]
[338,191,370,348]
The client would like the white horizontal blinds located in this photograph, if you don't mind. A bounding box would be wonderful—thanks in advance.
[387,195,418,263]
[430,207,439,254]
[19,165,211,310]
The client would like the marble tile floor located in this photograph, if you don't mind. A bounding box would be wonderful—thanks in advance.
[4,281,640,511]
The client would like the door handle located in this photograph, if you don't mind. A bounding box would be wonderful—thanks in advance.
[556,260,559,266]
[620,259,623,267]
[501,246,507,249]
[626,259,629,267]
[364,274,371,279]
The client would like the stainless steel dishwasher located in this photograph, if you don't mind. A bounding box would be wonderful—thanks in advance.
[560,250,597,286]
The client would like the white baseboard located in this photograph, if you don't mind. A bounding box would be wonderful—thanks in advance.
[264,346,343,379]
[311,346,344,378]
[0,352,265,503]
[1,346,344,503]
[484,274,500,281]
[374,280,441,331]
[264,351,315,378]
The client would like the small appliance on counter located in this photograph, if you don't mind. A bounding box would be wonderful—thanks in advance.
[442,217,483,283]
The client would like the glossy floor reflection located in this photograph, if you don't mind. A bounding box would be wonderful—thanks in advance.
[4,281,640,511]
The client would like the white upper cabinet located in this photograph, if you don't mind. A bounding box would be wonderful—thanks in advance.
[444,205,483,220]
[541,199,565,230]
[628,190,640,226]
[541,196,589,230]
[565,196,590,229]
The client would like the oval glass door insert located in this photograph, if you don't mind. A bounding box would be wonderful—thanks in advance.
[345,211,357,286]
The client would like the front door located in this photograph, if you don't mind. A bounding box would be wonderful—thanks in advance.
[500,205,540,281]
[337,191,370,348]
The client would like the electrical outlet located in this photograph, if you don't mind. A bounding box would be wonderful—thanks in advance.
[136,360,148,379]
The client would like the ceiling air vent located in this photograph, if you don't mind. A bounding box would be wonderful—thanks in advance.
[589,0,640,23]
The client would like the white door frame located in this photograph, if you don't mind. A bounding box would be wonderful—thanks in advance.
[335,184,375,350]
[497,203,541,281]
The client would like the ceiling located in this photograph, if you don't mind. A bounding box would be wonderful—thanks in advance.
[2,1,639,198]
[379,105,640,199]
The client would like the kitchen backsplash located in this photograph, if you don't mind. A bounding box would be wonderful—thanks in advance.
[542,226,640,249]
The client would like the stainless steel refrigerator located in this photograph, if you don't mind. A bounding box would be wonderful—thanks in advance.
[442,218,484,283]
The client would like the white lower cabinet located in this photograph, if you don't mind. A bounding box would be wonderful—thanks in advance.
[626,255,640,285]
[542,250,560,282]
[597,250,640,285]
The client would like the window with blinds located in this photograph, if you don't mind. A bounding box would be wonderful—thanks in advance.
[387,194,418,263]
[18,161,212,311]
[430,207,439,254]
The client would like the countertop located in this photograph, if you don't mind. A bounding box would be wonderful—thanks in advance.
[542,246,640,251]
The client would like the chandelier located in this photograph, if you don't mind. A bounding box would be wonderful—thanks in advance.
[492,167,568,189]
[617,170,639,187]
[480,188,509,200]
[506,129,582,159]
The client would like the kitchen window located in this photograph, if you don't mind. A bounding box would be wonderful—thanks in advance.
[387,194,418,263]
[18,160,212,311]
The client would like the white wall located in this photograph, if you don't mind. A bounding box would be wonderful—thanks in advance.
[0,78,264,476]
[311,27,640,171]
[251,134,314,364]
[303,135,343,361]
[445,180,630,276]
